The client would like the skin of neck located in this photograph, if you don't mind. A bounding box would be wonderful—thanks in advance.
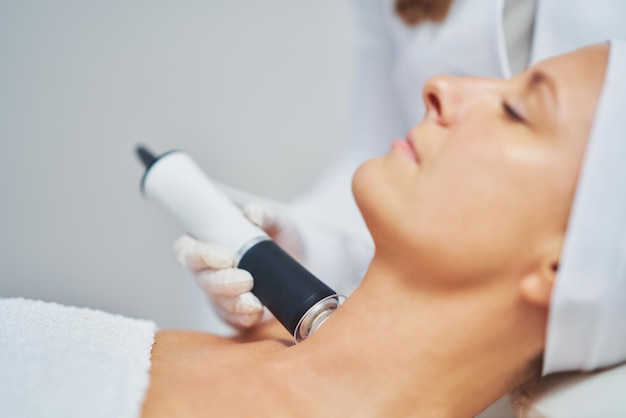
[266,252,547,418]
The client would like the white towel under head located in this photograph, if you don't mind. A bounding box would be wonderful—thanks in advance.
[0,298,156,418]
[543,40,626,375]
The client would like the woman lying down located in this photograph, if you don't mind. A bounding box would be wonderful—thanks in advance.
[2,41,625,418]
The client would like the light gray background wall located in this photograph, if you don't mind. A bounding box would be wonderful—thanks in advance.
[0,4,518,416]
[0,1,354,329]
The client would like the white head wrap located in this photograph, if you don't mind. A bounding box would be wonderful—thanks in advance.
[543,40,626,375]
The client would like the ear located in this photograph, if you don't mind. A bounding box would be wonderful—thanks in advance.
[519,254,559,309]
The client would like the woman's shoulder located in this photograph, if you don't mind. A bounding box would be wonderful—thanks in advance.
[153,327,292,354]
[143,329,292,418]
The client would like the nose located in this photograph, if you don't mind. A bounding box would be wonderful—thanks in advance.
[423,75,487,126]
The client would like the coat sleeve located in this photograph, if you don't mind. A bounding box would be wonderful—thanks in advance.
[287,0,407,294]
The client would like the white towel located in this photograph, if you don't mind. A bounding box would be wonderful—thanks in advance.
[0,298,156,418]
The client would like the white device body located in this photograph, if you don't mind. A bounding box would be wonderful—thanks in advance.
[142,151,268,255]
[139,148,343,342]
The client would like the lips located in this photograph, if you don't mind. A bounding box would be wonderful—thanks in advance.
[405,132,421,164]
[391,138,420,165]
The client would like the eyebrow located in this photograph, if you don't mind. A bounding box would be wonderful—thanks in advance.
[526,70,558,106]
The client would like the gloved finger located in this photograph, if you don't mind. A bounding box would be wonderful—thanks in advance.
[218,308,264,329]
[212,292,264,315]
[195,268,254,296]
[243,202,288,237]
[173,234,233,272]
[244,202,304,262]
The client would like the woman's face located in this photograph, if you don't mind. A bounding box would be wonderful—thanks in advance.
[353,45,609,284]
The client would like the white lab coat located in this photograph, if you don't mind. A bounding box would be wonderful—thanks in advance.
[289,0,626,297]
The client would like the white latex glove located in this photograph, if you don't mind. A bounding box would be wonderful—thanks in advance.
[242,202,304,263]
[173,202,305,329]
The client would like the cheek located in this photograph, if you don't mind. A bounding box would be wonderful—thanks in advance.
[402,138,570,281]
[353,134,577,284]
[414,132,510,229]
[404,161,518,280]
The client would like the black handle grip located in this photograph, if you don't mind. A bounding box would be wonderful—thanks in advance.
[238,240,336,335]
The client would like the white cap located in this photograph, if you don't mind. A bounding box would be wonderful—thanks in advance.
[543,40,626,375]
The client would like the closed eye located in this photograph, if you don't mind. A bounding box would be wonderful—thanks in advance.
[502,101,525,123]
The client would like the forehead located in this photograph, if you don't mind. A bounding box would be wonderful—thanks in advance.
[533,44,609,100]
[533,45,609,142]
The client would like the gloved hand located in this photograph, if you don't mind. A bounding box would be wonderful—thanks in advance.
[242,202,304,263]
[173,202,305,329]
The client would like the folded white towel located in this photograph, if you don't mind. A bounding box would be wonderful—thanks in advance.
[0,298,156,418]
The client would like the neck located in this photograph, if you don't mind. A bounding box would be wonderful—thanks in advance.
[270,256,546,417]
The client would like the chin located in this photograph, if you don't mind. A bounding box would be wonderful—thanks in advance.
[352,158,381,219]
[351,159,384,237]
[352,157,405,247]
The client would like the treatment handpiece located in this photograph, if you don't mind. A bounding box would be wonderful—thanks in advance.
[136,146,343,342]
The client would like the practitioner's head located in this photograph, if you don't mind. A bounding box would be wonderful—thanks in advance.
[353,44,609,300]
